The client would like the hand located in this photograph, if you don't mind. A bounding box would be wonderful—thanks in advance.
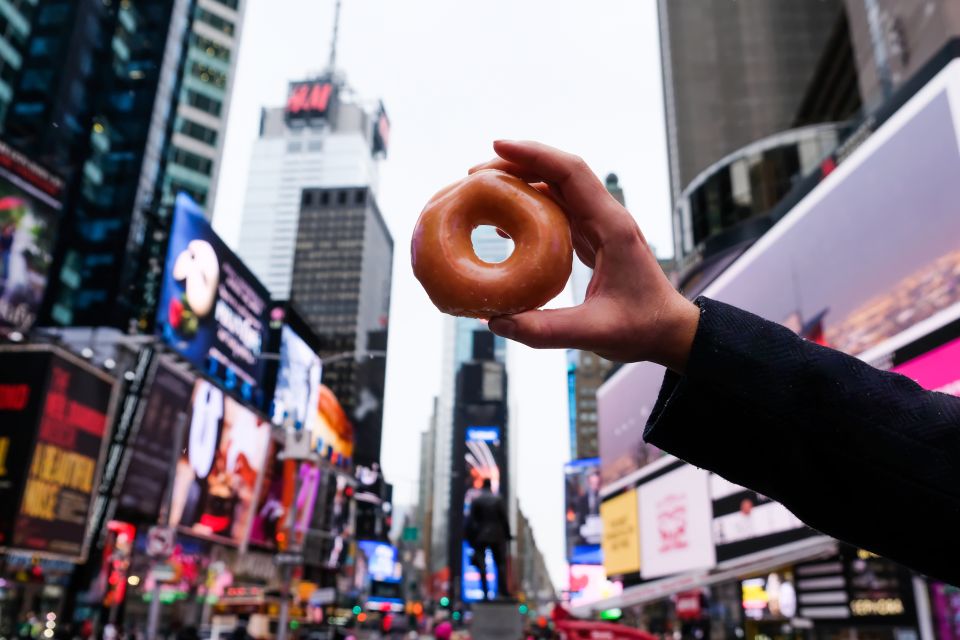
[470,140,700,373]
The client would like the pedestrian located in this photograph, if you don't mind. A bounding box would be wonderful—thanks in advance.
[433,621,452,640]
[228,617,252,640]
[473,139,960,583]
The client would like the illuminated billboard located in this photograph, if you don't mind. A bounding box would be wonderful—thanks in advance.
[565,457,603,565]
[0,347,115,561]
[600,59,960,493]
[568,564,623,609]
[461,425,507,602]
[168,379,272,546]
[272,325,322,430]
[157,194,270,407]
[286,80,335,120]
[0,140,63,333]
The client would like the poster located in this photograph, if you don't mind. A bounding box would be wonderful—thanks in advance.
[565,457,603,565]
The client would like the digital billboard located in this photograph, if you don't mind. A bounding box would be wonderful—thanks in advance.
[371,101,390,157]
[168,379,272,546]
[157,194,271,407]
[0,347,115,560]
[600,488,640,577]
[272,325,322,429]
[357,540,400,583]
[286,80,335,120]
[637,465,714,579]
[461,425,507,602]
[117,361,194,521]
[565,458,603,565]
[568,564,623,609]
[0,140,63,333]
[600,60,960,495]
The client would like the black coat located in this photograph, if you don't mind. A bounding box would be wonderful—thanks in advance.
[644,297,960,583]
[466,490,512,546]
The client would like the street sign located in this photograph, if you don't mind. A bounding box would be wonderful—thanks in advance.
[274,552,305,566]
[147,526,175,558]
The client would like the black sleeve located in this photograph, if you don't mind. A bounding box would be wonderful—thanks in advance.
[643,297,960,583]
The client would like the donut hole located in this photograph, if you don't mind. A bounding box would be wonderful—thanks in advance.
[471,225,515,264]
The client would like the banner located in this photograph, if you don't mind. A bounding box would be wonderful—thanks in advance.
[565,458,603,565]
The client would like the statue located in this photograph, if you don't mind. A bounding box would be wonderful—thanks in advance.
[465,478,512,600]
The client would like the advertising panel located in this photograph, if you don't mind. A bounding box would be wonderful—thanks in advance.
[891,334,960,394]
[637,465,715,579]
[600,61,960,486]
[741,570,798,620]
[304,469,351,569]
[357,540,400,583]
[0,349,115,560]
[117,362,194,521]
[710,474,810,562]
[168,379,272,545]
[247,442,286,549]
[600,488,640,576]
[371,101,390,157]
[565,457,603,565]
[157,194,270,407]
[0,140,63,333]
[272,325,322,429]
[568,564,623,609]
[286,80,335,120]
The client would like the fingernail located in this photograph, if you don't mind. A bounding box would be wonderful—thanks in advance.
[493,139,515,145]
[488,318,515,339]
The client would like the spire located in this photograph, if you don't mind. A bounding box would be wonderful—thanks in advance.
[328,0,342,72]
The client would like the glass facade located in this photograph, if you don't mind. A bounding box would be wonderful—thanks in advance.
[291,186,393,466]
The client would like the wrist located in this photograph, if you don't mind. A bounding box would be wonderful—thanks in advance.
[650,294,700,374]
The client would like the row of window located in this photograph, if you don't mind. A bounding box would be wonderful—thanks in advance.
[195,8,234,36]
[185,88,222,116]
[286,140,324,153]
[178,118,218,146]
[190,33,230,62]
[170,146,213,175]
[301,189,368,207]
[190,61,227,88]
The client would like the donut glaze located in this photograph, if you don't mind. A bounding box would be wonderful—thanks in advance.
[411,169,573,318]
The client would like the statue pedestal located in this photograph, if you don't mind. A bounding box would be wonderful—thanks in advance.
[471,600,523,640]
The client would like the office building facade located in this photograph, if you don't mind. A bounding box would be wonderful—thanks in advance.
[291,184,392,467]
[236,76,384,300]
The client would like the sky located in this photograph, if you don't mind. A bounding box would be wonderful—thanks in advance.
[212,0,672,588]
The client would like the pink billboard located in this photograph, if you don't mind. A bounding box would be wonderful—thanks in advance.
[892,336,960,396]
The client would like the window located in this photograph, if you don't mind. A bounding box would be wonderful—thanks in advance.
[178,118,218,146]
[354,189,366,205]
[214,0,240,9]
[190,61,227,88]
[170,147,213,175]
[337,191,347,205]
[184,89,222,116]
[190,34,230,61]
[195,8,235,36]
[287,141,302,153]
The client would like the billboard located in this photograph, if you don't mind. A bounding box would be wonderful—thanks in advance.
[0,142,63,333]
[568,564,623,609]
[168,379,272,545]
[461,425,507,602]
[357,540,400,583]
[600,488,640,577]
[565,458,603,565]
[117,361,194,521]
[637,465,715,579]
[157,194,270,407]
[710,474,810,563]
[0,347,114,560]
[272,325,322,429]
[371,101,390,157]
[600,60,960,488]
[286,80,335,120]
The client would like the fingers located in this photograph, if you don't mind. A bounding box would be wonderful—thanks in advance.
[488,306,596,350]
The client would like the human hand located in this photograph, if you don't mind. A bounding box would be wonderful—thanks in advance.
[470,140,700,372]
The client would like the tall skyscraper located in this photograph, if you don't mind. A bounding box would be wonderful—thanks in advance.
[0,0,247,329]
[236,76,384,299]
[292,185,392,466]
[0,0,38,123]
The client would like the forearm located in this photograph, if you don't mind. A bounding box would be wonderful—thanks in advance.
[644,297,960,581]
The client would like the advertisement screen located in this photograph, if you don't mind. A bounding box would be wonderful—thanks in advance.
[157,194,270,407]
[304,469,351,569]
[247,443,286,549]
[357,540,400,583]
[272,325,322,429]
[600,60,960,488]
[0,349,114,559]
[117,362,194,521]
[568,564,623,609]
[600,488,640,577]
[0,140,63,333]
[461,425,507,602]
[891,335,960,395]
[565,458,603,565]
[637,465,715,579]
[711,474,810,562]
[169,379,272,546]
[371,101,390,156]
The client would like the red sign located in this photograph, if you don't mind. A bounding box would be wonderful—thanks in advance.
[286,81,334,118]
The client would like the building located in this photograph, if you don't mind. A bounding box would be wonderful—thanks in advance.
[514,508,556,612]
[416,400,437,592]
[236,75,384,300]
[0,0,38,123]
[292,184,392,466]
[0,0,246,330]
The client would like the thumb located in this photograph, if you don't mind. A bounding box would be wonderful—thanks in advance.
[488,306,593,349]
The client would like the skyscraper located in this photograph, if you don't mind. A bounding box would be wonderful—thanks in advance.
[292,185,392,466]
[0,0,38,123]
[236,76,384,300]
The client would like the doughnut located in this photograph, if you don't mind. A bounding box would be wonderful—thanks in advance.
[411,169,573,318]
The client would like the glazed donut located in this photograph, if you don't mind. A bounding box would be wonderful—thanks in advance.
[411,169,573,318]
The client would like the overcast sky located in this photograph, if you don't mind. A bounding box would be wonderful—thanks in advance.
[212,0,671,588]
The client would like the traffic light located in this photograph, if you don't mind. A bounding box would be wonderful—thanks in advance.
[439,596,450,607]
[518,604,529,615]
[452,611,461,622]
[352,605,362,615]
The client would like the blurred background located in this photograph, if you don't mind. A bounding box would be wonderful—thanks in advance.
[0,0,958,639]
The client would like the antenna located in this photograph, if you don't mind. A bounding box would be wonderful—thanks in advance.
[328,0,342,72]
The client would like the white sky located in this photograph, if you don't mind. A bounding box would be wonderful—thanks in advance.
[212,0,671,588]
